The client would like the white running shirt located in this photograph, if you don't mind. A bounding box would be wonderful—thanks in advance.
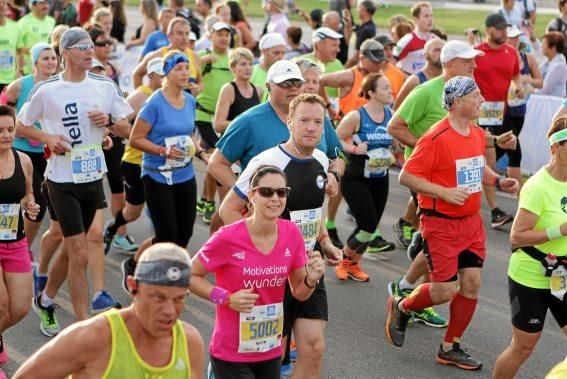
[18,73,132,183]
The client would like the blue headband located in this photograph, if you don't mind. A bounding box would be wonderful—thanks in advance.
[442,76,478,111]
[162,52,189,76]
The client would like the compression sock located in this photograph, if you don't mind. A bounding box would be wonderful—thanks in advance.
[325,218,336,229]
[444,293,477,345]
[400,283,433,312]
[112,209,128,232]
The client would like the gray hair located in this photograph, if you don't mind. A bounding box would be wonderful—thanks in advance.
[295,59,321,75]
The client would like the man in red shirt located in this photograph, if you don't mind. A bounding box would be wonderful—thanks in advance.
[385,76,519,370]
[474,13,524,229]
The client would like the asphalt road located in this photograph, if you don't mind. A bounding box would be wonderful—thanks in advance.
[3,161,566,378]
[3,5,566,379]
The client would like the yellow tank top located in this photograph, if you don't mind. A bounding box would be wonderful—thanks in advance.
[160,46,199,80]
[122,85,153,165]
[101,309,191,379]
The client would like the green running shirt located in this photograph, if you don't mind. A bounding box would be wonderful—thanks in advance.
[508,167,567,289]
[0,19,21,84]
[196,50,233,123]
[17,14,55,75]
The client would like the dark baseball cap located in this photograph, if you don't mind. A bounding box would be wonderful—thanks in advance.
[485,13,509,29]
[374,34,395,47]
[361,39,386,63]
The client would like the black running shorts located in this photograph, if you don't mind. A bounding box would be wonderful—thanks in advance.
[509,276,567,333]
[120,161,145,206]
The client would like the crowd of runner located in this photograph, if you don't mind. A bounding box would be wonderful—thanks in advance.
[0,0,566,377]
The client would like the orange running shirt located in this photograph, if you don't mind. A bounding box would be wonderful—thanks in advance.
[403,117,486,218]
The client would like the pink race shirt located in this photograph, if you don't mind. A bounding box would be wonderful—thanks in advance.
[197,218,307,363]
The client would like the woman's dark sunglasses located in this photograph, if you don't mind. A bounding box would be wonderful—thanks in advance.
[94,40,113,47]
[252,186,291,198]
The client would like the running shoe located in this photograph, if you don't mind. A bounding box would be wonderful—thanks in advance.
[289,339,297,362]
[393,218,414,248]
[412,308,448,328]
[280,362,294,378]
[121,257,137,295]
[196,197,207,215]
[32,294,61,337]
[387,277,412,298]
[346,261,370,282]
[436,343,483,370]
[112,234,139,252]
[385,296,411,347]
[103,220,116,255]
[407,231,423,262]
[32,266,48,298]
[203,201,216,225]
[335,259,349,281]
[490,207,514,229]
[367,236,396,253]
[0,334,7,365]
[92,290,122,314]
[327,227,344,249]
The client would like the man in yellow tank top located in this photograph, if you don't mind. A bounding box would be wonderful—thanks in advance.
[133,17,202,95]
[14,243,205,378]
[103,57,164,255]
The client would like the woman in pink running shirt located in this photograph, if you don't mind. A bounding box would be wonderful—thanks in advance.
[190,165,325,378]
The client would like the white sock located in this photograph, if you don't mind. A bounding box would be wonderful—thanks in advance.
[399,276,416,290]
[93,291,103,301]
[40,292,53,307]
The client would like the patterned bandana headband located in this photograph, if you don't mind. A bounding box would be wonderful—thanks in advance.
[442,76,479,111]
[549,129,567,146]
[162,52,189,76]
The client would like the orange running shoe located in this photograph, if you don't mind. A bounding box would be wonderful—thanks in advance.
[347,261,370,282]
[335,259,350,281]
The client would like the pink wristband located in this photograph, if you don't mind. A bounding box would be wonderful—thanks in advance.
[210,287,231,306]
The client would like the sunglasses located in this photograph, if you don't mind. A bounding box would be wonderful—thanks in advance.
[94,40,113,47]
[252,186,291,198]
[68,43,94,51]
[275,79,304,89]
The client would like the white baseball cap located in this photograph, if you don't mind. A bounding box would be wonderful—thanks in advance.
[267,60,304,84]
[312,27,343,44]
[211,22,231,32]
[147,57,164,76]
[507,25,524,38]
[259,32,286,50]
[189,31,197,41]
[440,40,484,63]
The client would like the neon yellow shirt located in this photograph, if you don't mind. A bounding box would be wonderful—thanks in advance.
[251,64,268,103]
[196,49,233,123]
[17,13,55,75]
[101,309,191,379]
[508,167,567,289]
[0,19,21,84]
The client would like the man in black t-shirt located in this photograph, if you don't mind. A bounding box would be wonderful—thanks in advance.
[345,0,376,68]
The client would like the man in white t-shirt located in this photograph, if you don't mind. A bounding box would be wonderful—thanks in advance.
[393,1,438,75]
[17,27,132,333]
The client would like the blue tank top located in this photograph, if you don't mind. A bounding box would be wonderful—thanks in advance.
[346,106,394,178]
[13,75,44,154]
[416,70,428,84]
[507,52,530,117]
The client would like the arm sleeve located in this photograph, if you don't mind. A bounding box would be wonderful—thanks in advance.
[215,117,251,164]
[393,33,413,60]
[196,227,228,272]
